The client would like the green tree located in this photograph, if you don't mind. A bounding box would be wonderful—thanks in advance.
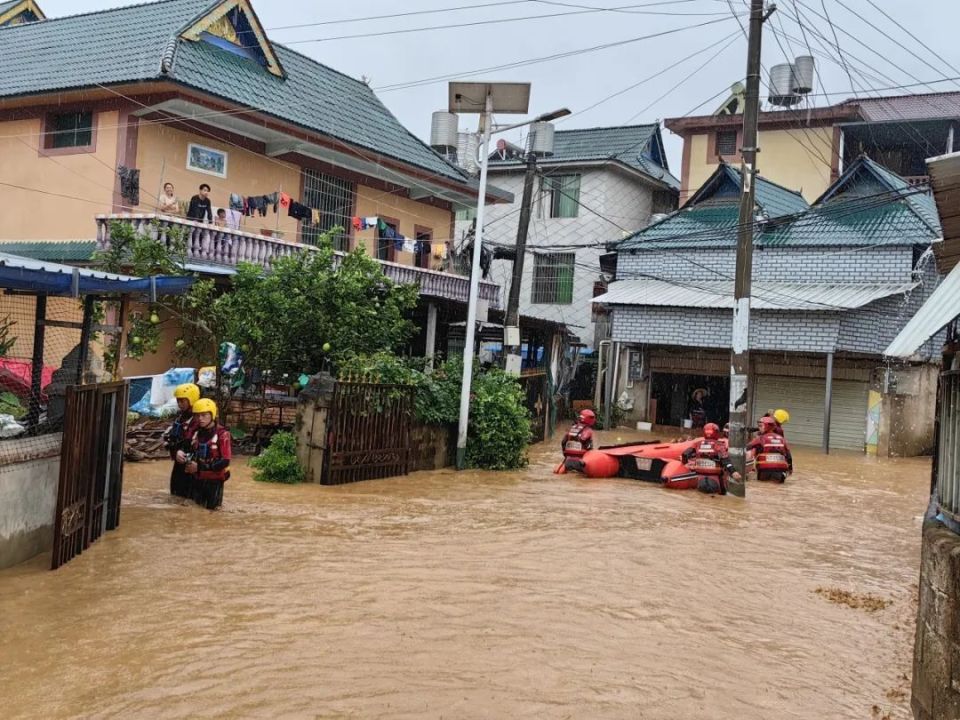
[216,235,418,379]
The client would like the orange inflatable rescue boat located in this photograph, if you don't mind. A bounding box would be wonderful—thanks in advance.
[556,439,702,489]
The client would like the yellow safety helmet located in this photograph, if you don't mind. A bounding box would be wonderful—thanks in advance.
[192,398,218,421]
[774,408,790,425]
[173,383,200,406]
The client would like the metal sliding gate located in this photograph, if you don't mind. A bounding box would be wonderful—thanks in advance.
[323,381,415,485]
[51,381,130,570]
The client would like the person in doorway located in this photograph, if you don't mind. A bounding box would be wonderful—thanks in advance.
[688,388,708,428]
[214,208,227,228]
[166,383,200,499]
[681,422,741,495]
[186,183,213,223]
[158,182,179,215]
[185,398,231,510]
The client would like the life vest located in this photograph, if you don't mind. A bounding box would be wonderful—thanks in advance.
[562,423,593,458]
[191,424,232,482]
[166,411,196,449]
[686,437,724,476]
[753,433,790,472]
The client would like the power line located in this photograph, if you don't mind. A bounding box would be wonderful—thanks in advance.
[279,3,736,44]
[373,16,737,91]
[862,0,960,80]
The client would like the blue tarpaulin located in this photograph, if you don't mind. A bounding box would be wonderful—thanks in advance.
[0,252,196,297]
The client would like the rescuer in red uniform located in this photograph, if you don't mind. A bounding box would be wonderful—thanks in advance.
[185,398,232,510]
[166,383,200,499]
[682,422,742,495]
[562,409,596,458]
[749,415,794,477]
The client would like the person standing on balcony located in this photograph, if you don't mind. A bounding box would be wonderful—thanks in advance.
[186,183,213,223]
[158,182,179,215]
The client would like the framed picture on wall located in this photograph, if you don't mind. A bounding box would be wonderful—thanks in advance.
[186,143,228,178]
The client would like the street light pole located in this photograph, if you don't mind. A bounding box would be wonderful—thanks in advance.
[727,0,769,498]
[456,91,494,469]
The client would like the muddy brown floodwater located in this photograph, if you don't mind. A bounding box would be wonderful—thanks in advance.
[0,432,929,719]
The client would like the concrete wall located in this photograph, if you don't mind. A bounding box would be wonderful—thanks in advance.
[683,126,835,203]
[0,455,59,569]
[880,364,939,457]
[0,113,119,240]
[912,520,960,720]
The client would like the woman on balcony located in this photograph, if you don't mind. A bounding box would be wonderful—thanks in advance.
[158,182,179,215]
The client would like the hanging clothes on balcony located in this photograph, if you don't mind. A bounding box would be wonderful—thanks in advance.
[117,165,140,206]
[229,193,245,211]
[287,200,312,221]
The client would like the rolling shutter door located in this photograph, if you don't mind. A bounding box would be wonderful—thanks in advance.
[753,375,869,451]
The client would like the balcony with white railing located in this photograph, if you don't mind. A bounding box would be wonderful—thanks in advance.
[95,213,501,309]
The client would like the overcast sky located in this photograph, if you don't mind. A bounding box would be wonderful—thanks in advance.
[40,0,960,172]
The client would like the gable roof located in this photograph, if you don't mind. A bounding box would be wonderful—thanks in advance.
[683,163,809,217]
[619,157,938,251]
[841,91,960,123]
[489,124,680,190]
[0,0,469,185]
[0,0,44,26]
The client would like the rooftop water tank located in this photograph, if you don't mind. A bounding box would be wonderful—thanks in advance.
[526,121,556,157]
[768,63,801,106]
[792,55,815,94]
[457,131,479,175]
[430,111,459,151]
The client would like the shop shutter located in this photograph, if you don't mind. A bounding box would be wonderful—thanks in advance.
[753,375,868,451]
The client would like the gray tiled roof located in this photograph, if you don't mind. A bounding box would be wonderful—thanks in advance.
[0,0,469,184]
[490,124,680,189]
[843,92,960,123]
[0,1,22,16]
[620,156,939,251]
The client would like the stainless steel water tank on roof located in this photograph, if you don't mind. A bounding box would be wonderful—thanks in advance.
[526,121,556,157]
[457,131,479,174]
[792,55,815,94]
[768,63,800,106]
[430,111,459,150]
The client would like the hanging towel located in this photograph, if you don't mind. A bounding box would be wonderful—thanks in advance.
[279,192,291,210]
[226,208,243,230]
[402,239,417,254]
[311,208,321,225]
[364,216,378,228]
[117,165,140,206]
[288,200,312,221]
[352,217,362,230]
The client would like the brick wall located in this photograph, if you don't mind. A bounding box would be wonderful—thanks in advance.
[618,244,913,284]
[612,305,841,353]
[912,520,960,720]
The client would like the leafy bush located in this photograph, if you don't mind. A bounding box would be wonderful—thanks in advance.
[464,369,530,470]
[249,431,304,484]
[0,391,25,419]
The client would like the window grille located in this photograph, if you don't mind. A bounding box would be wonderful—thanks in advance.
[301,170,355,251]
[531,253,575,304]
[716,130,738,156]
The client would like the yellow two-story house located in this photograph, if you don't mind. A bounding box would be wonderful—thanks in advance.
[0,0,510,372]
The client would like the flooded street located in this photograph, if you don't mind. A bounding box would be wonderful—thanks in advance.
[0,433,928,719]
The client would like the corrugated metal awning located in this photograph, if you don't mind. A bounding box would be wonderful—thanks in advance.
[593,279,917,311]
[0,252,194,297]
[928,150,960,274]
[885,260,960,357]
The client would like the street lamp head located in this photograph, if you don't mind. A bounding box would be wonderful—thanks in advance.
[536,108,572,123]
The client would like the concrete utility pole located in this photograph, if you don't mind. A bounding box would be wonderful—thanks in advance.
[727,0,772,498]
[503,151,538,376]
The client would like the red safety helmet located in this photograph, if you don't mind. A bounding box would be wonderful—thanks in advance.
[703,422,720,439]
[579,409,597,427]
[759,415,777,433]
